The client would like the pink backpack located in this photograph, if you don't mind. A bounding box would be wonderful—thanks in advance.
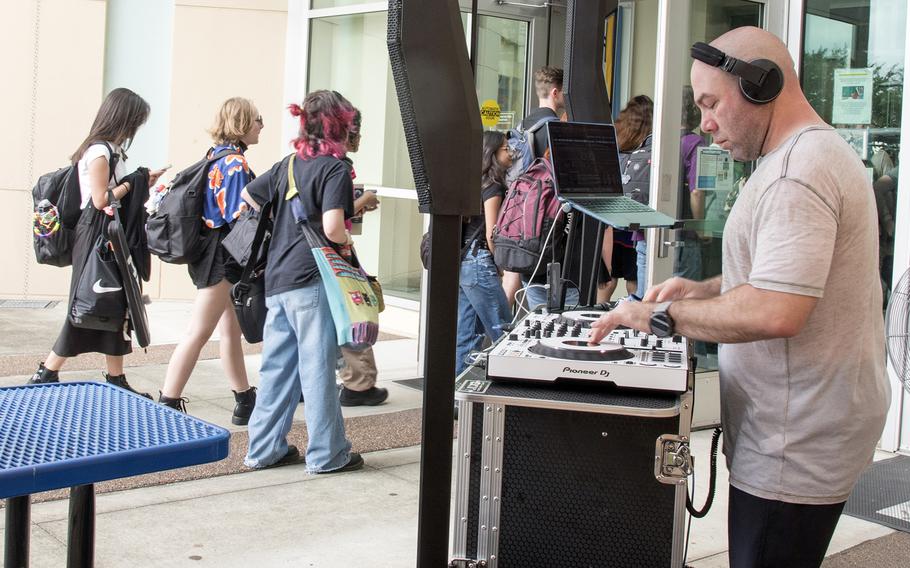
[492,158,566,274]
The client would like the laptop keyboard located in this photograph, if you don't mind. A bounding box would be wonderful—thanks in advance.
[575,198,655,214]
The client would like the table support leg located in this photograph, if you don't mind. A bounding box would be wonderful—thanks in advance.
[4,495,30,568]
[66,484,94,568]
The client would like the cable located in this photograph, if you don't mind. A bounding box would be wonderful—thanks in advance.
[686,427,723,518]
[511,207,565,322]
[684,465,694,564]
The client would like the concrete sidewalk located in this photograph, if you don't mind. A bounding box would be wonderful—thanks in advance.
[0,435,901,567]
[0,303,906,566]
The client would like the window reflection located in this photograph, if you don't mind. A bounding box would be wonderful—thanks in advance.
[803,0,905,308]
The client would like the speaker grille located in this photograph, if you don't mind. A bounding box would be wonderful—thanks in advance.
[387,0,432,212]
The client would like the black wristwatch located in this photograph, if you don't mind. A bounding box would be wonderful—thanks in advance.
[649,301,675,338]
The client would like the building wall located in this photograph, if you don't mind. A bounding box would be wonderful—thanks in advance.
[2,0,107,299]
[629,0,658,100]
[156,0,288,300]
[1,0,288,300]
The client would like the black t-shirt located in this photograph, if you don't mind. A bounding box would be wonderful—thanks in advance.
[245,154,354,296]
[520,107,559,160]
[462,182,506,243]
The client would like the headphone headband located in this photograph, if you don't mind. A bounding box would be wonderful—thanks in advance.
[690,41,783,105]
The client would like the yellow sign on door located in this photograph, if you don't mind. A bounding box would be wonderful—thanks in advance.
[480,99,501,128]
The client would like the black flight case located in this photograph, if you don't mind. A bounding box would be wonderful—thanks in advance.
[450,364,695,568]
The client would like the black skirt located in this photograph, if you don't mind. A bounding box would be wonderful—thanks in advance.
[53,206,132,358]
[187,225,242,289]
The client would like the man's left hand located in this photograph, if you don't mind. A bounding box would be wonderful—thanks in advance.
[588,301,652,344]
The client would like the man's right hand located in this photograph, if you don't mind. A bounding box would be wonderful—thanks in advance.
[643,276,704,302]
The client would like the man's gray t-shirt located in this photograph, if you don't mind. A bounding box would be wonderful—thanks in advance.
[720,125,890,505]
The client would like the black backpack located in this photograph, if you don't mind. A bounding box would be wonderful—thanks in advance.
[146,148,233,264]
[620,134,653,205]
[32,143,117,267]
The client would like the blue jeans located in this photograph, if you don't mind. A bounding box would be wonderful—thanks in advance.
[244,283,352,473]
[456,248,511,375]
[521,278,580,310]
[635,239,648,298]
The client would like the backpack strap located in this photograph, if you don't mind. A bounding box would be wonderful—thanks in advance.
[237,156,283,287]
[525,114,557,134]
[207,147,239,163]
[93,141,119,184]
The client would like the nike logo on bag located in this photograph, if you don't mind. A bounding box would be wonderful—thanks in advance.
[92,279,122,294]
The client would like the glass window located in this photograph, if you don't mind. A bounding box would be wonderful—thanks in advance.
[308,11,421,298]
[473,15,529,131]
[668,0,764,371]
[308,11,529,299]
[802,0,905,307]
[311,0,375,9]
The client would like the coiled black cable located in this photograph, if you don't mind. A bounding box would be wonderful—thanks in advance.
[686,426,723,518]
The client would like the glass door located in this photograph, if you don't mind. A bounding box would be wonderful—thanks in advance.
[651,0,778,371]
[649,0,787,426]
[799,0,909,451]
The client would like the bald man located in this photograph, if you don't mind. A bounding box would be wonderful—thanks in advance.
[589,27,890,568]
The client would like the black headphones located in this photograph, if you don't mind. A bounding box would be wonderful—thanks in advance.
[690,42,783,105]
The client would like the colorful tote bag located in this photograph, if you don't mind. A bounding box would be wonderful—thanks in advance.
[286,155,380,348]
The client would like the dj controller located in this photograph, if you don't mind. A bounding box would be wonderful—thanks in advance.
[486,308,691,393]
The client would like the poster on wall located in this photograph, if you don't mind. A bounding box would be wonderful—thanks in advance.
[695,147,733,193]
[832,68,874,125]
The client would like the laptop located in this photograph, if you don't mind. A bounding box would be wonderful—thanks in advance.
[545,121,678,230]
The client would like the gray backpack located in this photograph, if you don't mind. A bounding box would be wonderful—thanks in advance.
[620,135,652,205]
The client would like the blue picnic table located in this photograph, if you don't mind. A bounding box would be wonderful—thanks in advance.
[0,382,230,567]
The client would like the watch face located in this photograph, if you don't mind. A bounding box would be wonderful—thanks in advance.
[650,312,673,338]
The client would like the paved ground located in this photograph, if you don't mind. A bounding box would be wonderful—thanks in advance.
[0,301,907,566]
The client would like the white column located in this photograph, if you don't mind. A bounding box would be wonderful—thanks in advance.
[879,3,910,453]
[103,0,174,171]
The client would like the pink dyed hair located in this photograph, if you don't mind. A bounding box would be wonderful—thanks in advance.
[288,90,356,161]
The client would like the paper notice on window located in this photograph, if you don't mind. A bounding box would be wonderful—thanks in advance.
[695,147,733,192]
[832,68,873,125]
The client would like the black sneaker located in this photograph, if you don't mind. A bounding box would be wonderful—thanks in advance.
[339,386,389,407]
[262,445,306,469]
[232,387,257,426]
[104,372,152,399]
[28,362,59,384]
[317,452,364,474]
[158,392,188,413]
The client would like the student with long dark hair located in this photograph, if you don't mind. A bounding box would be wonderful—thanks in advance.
[455,130,512,375]
[28,88,165,396]
[240,90,362,472]
[158,97,263,424]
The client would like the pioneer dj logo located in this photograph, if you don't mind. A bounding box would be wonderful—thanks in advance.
[562,366,611,377]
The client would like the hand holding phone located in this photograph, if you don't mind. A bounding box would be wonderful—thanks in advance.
[149,164,172,186]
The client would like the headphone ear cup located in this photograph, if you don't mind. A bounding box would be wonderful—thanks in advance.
[740,59,783,104]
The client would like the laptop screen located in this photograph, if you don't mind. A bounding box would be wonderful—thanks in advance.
[546,121,624,196]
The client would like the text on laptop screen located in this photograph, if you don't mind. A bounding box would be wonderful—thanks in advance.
[547,122,624,195]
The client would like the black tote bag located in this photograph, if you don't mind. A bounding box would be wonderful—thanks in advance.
[231,199,274,343]
[70,234,128,332]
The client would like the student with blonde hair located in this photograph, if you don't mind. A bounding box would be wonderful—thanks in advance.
[158,97,263,425]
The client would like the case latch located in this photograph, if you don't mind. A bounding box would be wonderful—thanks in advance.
[449,559,487,568]
[655,435,692,485]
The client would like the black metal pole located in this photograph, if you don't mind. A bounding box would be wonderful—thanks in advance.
[469,0,479,78]
[561,209,578,310]
[416,214,462,567]
[586,221,606,306]
[4,495,30,568]
[67,484,95,568]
